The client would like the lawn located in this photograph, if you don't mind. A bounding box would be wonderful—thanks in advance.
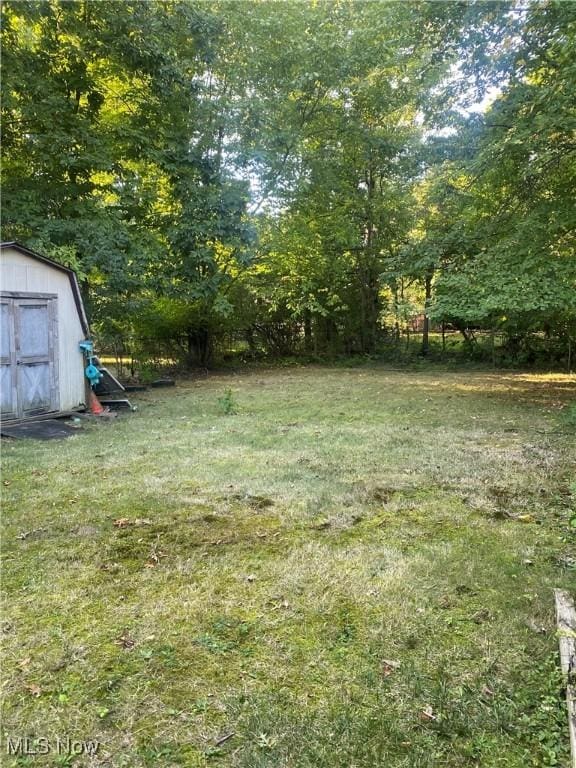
[1,366,575,767]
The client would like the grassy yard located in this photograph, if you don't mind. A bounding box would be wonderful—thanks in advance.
[2,366,575,767]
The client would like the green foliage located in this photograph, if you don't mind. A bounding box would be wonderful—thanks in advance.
[513,654,571,767]
[217,387,238,415]
[1,0,254,359]
[561,402,576,428]
[2,0,573,367]
[420,1,576,357]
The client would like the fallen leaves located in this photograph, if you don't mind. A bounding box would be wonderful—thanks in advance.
[145,540,167,568]
[113,518,152,528]
[525,618,547,635]
[381,659,400,677]
[268,596,290,610]
[419,705,437,722]
[16,528,44,541]
[556,554,576,569]
[214,732,235,748]
[144,556,166,568]
[515,514,536,524]
[471,608,491,624]
[99,561,120,572]
[115,631,136,650]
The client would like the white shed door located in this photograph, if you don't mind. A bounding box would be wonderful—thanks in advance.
[0,297,58,419]
[0,301,17,418]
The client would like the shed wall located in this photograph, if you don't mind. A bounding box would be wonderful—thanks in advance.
[1,247,86,411]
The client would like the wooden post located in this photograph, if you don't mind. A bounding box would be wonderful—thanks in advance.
[554,589,576,768]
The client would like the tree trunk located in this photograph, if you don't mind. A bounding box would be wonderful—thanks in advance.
[393,283,400,346]
[421,270,433,356]
[303,309,312,353]
[491,327,496,367]
[358,165,380,354]
[187,328,212,368]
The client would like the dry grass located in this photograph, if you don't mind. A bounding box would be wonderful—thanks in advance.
[1,366,575,767]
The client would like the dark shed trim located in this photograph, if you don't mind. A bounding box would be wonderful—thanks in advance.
[0,241,90,335]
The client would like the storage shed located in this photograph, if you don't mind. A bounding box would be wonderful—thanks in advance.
[1,242,89,420]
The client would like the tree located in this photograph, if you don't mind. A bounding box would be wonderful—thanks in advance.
[1,0,254,364]
[234,1,482,354]
[424,1,576,362]
[3,1,573,368]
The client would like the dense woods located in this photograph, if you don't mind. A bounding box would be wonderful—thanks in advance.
[2,0,575,369]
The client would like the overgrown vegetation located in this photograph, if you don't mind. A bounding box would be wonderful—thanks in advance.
[2,1,575,368]
[2,368,575,766]
[217,388,238,416]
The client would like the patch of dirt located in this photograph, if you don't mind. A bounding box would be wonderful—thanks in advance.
[230,493,274,510]
[72,524,100,537]
[105,511,283,568]
[352,484,400,505]
[487,486,512,504]
[370,486,397,504]
[15,527,46,541]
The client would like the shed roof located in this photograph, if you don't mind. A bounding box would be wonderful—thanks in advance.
[1,241,89,335]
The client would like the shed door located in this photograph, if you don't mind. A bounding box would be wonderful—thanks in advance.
[0,300,17,419]
[0,297,58,419]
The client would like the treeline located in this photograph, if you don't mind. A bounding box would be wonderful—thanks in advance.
[2,1,575,369]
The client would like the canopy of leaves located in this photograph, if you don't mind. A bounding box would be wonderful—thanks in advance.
[2,0,574,364]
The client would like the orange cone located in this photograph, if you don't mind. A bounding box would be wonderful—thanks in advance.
[89,390,105,415]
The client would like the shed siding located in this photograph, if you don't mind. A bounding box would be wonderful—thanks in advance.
[0,247,86,411]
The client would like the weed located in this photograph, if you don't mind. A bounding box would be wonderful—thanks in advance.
[218,388,238,415]
[560,401,576,428]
